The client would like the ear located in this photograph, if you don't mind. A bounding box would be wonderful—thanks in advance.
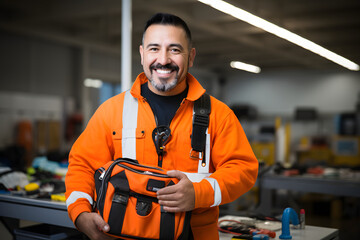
[139,45,144,65]
[188,48,196,68]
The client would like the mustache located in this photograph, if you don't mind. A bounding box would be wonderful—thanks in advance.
[150,63,179,72]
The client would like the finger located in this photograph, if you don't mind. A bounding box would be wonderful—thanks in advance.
[158,171,188,195]
[157,184,177,195]
[166,170,186,180]
[157,193,178,201]
[93,213,110,232]
[158,199,179,207]
[162,205,182,213]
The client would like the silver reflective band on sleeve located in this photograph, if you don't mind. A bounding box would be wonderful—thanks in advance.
[182,172,211,183]
[205,177,222,207]
[66,191,93,208]
[122,90,138,159]
[198,129,210,174]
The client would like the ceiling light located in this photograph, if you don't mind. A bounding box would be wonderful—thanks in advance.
[84,78,103,88]
[230,61,261,73]
[198,0,359,71]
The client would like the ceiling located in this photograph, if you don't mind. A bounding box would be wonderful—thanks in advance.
[1,0,360,74]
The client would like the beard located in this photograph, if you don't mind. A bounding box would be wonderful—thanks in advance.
[148,63,180,92]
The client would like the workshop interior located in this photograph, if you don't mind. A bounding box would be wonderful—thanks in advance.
[1,0,360,239]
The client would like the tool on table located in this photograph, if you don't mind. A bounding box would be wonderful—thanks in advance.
[279,208,300,239]
[300,209,305,229]
[218,219,276,239]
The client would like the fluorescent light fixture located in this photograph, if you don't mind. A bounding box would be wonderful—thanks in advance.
[230,61,261,73]
[84,78,103,88]
[198,0,359,71]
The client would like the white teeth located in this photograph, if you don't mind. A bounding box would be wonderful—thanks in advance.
[156,69,171,74]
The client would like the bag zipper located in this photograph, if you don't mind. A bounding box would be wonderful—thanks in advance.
[96,160,121,212]
[98,167,105,180]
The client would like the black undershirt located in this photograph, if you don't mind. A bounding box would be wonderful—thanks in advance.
[141,83,188,126]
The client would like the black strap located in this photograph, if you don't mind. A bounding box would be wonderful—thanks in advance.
[159,180,175,240]
[160,206,175,240]
[107,171,129,236]
[191,93,211,153]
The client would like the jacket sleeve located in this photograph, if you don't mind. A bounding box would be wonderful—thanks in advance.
[192,109,258,209]
[65,103,114,224]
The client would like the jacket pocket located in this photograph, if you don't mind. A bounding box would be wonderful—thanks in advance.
[112,128,145,159]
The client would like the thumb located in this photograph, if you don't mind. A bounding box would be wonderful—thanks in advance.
[167,170,187,180]
[93,213,110,232]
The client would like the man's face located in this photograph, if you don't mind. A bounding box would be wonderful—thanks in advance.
[139,24,196,95]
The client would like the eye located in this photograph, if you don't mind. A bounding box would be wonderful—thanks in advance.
[170,48,181,54]
[149,47,159,52]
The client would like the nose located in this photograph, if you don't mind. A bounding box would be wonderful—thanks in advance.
[157,49,171,65]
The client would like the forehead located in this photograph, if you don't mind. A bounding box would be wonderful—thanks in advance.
[143,24,188,46]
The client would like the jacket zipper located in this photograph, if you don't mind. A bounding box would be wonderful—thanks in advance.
[142,97,188,167]
[142,97,158,127]
[142,97,163,167]
[169,98,187,130]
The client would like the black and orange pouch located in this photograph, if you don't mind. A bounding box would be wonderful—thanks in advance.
[93,158,193,240]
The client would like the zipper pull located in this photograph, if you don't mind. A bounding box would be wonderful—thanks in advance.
[99,168,106,180]
[158,154,163,168]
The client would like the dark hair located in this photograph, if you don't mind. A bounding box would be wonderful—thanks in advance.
[142,13,192,47]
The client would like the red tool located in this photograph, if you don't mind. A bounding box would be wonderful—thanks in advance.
[250,229,276,238]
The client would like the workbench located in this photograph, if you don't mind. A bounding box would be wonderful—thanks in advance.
[0,194,340,240]
[0,194,74,237]
[219,225,339,240]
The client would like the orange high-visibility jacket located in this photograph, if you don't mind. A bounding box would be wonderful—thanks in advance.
[65,72,258,239]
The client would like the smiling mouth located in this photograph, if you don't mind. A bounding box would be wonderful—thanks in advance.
[150,64,179,76]
[155,69,173,74]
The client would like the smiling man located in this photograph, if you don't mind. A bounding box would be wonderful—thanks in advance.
[140,18,196,96]
[65,13,258,240]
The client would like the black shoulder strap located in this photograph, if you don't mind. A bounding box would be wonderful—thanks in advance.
[191,93,211,153]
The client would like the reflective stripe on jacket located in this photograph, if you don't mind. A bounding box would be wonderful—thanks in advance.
[65,72,258,239]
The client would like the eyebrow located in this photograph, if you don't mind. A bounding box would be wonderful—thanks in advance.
[146,43,184,51]
[146,43,159,49]
[169,44,184,51]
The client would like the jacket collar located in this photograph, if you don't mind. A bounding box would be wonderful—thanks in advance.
[130,72,206,101]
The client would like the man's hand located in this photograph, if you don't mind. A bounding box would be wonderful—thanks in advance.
[75,212,115,240]
[157,170,195,212]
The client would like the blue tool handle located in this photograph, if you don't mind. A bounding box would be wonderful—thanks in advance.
[279,207,300,239]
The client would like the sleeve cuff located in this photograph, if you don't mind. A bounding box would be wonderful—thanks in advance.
[67,200,93,225]
[193,180,215,209]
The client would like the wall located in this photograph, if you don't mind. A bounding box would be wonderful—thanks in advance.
[223,70,360,159]
[0,31,76,97]
[223,70,360,116]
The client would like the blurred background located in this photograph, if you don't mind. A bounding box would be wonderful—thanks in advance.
[0,0,360,239]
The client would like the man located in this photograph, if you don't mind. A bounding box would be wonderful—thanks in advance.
[65,13,258,240]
